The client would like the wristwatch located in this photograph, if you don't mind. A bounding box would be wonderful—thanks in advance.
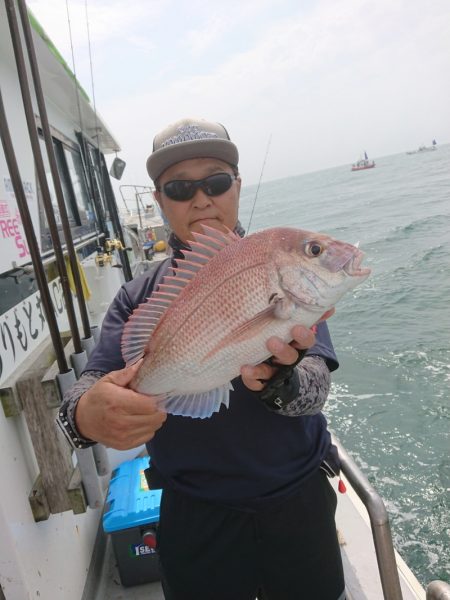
[56,397,96,450]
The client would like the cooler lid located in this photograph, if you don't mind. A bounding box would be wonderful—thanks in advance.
[103,456,162,533]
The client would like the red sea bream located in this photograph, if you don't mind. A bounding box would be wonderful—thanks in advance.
[122,226,370,418]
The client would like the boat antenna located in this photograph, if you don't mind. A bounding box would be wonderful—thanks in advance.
[246,134,271,235]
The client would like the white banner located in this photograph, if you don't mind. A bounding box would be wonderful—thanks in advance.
[0,278,70,386]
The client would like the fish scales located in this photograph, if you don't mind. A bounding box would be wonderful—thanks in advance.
[139,232,275,390]
[125,226,370,418]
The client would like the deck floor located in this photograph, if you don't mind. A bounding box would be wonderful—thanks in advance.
[96,536,164,600]
[90,477,424,600]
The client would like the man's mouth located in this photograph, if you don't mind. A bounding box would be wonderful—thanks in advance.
[191,217,219,226]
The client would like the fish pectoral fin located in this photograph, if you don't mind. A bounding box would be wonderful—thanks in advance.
[232,295,296,338]
[157,384,232,419]
[231,304,280,337]
[271,295,296,320]
[203,305,279,361]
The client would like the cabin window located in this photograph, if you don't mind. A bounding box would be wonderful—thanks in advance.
[87,143,108,221]
[0,268,38,315]
[63,145,94,228]
[37,137,66,237]
[37,133,100,252]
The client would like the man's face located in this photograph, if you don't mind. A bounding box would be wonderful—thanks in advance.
[154,158,241,244]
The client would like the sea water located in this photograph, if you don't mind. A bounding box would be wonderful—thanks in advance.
[239,145,450,587]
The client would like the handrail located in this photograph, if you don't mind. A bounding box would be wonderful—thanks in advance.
[426,580,450,599]
[331,433,404,600]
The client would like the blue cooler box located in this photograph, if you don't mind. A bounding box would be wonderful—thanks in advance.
[103,456,162,587]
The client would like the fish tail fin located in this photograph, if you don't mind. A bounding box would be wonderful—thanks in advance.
[157,383,232,419]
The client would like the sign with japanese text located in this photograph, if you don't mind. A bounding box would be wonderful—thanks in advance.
[0,278,70,386]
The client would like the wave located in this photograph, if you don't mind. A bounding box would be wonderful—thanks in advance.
[382,214,450,242]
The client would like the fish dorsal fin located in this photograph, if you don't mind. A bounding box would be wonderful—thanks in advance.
[122,297,170,366]
[196,224,240,243]
[169,226,239,281]
[122,227,240,367]
[190,225,240,249]
[178,226,240,270]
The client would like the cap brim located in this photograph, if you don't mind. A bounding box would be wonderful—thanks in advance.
[147,138,239,181]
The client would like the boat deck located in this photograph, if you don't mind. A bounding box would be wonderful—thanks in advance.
[94,535,164,600]
[86,476,425,600]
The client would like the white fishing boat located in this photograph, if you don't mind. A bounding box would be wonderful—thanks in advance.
[0,3,449,600]
[406,140,437,155]
[117,184,171,278]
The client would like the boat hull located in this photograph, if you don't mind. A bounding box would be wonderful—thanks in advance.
[351,163,375,171]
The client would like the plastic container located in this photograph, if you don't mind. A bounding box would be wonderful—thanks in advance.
[103,456,162,587]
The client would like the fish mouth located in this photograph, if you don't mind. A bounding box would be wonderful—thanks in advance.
[343,251,371,277]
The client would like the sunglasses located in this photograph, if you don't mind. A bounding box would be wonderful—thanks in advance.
[159,172,237,202]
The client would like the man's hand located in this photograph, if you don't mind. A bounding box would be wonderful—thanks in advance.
[240,309,334,392]
[75,360,167,450]
[240,325,316,392]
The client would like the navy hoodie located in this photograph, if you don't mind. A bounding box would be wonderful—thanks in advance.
[86,259,338,509]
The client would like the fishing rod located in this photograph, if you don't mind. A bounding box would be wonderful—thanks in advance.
[16,0,95,356]
[19,0,111,488]
[5,0,87,374]
[0,87,69,376]
[246,134,272,235]
[5,2,108,507]
[64,0,108,264]
[83,0,133,282]
[1,88,106,508]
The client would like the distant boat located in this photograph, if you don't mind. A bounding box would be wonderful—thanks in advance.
[406,140,437,155]
[351,151,375,171]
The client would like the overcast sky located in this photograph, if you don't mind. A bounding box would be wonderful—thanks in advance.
[27,0,450,186]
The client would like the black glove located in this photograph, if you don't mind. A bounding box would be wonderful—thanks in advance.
[256,349,307,411]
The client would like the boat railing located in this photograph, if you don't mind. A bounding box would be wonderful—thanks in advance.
[331,433,404,600]
[333,435,450,599]
[426,580,450,599]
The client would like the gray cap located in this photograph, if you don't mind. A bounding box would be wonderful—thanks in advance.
[146,117,239,181]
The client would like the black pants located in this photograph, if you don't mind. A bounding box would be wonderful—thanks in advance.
[156,470,345,600]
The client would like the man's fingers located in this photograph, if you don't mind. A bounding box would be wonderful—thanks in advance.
[266,337,303,366]
[105,359,144,387]
[87,403,167,449]
[117,390,167,416]
[290,326,316,349]
[75,369,167,448]
[104,416,167,449]
[109,411,167,435]
[241,363,277,390]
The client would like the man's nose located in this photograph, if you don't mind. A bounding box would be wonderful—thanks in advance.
[192,187,212,207]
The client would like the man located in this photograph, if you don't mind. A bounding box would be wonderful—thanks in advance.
[58,118,346,600]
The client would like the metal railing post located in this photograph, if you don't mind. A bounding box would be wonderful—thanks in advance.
[331,433,404,600]
[426,580,450,599]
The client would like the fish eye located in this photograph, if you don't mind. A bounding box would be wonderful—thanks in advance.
[305,242,323,257]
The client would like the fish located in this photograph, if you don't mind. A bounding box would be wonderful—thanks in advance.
[122,226,370,419]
